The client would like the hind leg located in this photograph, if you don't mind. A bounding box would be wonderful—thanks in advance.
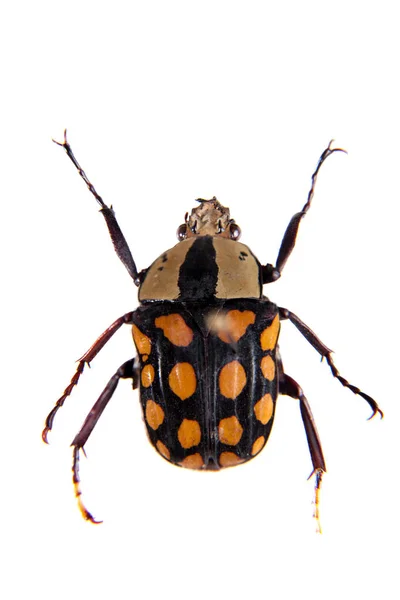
[71,358,139,523]
[278,357,326,532]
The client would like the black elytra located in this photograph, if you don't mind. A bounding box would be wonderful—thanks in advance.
[43,131,383,530]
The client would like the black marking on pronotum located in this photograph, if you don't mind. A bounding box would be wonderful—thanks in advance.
[178,236,218,300]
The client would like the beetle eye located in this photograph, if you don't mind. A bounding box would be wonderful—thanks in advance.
[229,223,241,240]
[177,224,187,241]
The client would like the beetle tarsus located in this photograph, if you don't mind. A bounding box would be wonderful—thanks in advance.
[42,360,87,442]
[72,446,102,524]
[312,468,324,534]
[52,129,107,210]
[324,354,384,419]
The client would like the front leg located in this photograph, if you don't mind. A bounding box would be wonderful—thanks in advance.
[53,130,141,284]
[263,141,346,284]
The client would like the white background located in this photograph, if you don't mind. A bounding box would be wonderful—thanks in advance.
[1,2,399,599]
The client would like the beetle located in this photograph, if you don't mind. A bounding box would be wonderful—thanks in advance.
[43,131,383,528]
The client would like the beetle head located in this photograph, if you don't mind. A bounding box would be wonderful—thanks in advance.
[176,197,241,241]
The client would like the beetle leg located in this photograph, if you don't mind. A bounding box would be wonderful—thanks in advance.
[279,307,383,419]
[53,130,141,284]
[263,141,346,284]
[279,368,325,533]
[42,311,135,442]
[71,358,139,523]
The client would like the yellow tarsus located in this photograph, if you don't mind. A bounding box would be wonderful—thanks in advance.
[313,469,324,534]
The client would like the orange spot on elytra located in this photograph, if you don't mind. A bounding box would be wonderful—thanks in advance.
[180,453,204,469]
[217,310,256,343]
[260,314,280,351]
[219,360,247,399]
[155,314,194,346]
[132,325,152,356]
[141,364,155,388]
[251,435,265,456]
[260,355,275,381]
[145,400,165,430]
[254,394,274,425]
[156,440,170,460]
[178,419,201,449]
[169,363,197,400]
[219,452,244,467]
[218,416,243,446]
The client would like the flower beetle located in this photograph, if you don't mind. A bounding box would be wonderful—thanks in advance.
[43,132,383,528]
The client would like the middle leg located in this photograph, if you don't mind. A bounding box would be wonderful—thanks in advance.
[279,307,383,419]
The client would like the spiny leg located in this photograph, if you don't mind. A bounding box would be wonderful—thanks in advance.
[279,366,326,533]
[263,141,346,283]
[42,311,135,442]
[53,130,140,284]
[279,307,383,419]
[72,358,138,523]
